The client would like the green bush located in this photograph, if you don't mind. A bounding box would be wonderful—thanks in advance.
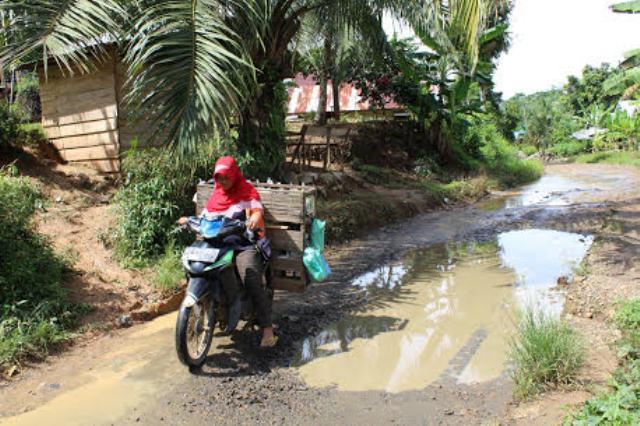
[477,124,543,187]
[0,167,75,368]
[16,123,47,146]
[462,118,542,187]
[113,147,216,266]
[0,102,23,149]
[510,307,586,400]
[153,244,185,295]
[548,140,591,157]
[520,144,538,156]
[15,72,41,122]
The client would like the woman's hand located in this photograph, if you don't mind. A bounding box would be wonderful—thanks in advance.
[176,216,188,226]
[246,215,260,230]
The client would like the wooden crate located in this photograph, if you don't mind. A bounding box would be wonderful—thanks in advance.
[195,182,316,293]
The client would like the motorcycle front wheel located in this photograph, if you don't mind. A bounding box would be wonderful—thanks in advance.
[175,295,214,367]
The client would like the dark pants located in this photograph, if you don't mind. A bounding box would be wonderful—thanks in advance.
[235,249,272,328]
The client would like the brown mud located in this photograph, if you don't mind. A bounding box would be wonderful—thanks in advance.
[1,163,639,425]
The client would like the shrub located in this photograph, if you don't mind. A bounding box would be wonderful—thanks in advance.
[153,244,185,295]
[113,147,216,266]
[548,140,591,157]
[478,127,543,187]
[16,123,47,147]
[0,167,75,368]
[463,118,542,187]
[0,102,23,149]
[15,72,41,122]
[520,144,538,156]
[510,307,586,399]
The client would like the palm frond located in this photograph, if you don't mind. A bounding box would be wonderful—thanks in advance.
[611,0,640,13]
[0,0,124,75]
[123,0,262,158]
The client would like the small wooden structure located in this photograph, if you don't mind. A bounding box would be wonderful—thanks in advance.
[195,182,316,293]
[287,123,354,171]
[37,47,153,173]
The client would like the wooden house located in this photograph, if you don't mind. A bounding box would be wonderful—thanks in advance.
[37,47,149,173]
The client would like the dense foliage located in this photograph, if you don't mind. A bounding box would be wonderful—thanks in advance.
[112,148,214,266]
[0,167,76,368]
[0,101,22,149]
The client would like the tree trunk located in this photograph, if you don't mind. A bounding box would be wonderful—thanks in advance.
[238,72,287,179]
[316,35,333,125]
[331,76,341,122]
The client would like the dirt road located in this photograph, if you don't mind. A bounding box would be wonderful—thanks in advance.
[1,164,638,425]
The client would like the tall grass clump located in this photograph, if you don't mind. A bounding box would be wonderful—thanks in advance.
[510,307,586,399]
[0,166,77,369]
[153,244,185,295]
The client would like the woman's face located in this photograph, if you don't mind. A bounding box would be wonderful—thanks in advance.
[216,174,233,190]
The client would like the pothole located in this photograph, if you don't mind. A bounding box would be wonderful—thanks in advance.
[294,230,592,393]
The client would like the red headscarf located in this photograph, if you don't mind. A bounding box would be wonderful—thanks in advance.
[204,156,261,213]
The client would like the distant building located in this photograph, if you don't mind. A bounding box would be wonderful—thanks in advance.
[571,127,606,141]
[285,74,403,115]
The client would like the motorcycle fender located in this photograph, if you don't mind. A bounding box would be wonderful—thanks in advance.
[182,277,210,308]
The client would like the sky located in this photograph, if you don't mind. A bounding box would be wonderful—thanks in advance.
[494,0,640,98]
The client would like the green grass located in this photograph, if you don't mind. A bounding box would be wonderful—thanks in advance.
[487,157,544,188]
[0,168,83,371]
[153,244,185,294]
[573,151,640,168]
[510,307,586,400]
[520,144,538,156]
[565,299,640,425]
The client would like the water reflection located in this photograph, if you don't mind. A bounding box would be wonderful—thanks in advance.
[295,230,593,392]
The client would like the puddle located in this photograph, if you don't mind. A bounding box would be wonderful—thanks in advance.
[0,313,187,425]
[295,230,592,393]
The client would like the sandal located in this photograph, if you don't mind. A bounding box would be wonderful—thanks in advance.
[260,335,279,348]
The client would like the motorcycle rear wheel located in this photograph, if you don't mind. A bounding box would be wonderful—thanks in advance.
[175,295,214,367]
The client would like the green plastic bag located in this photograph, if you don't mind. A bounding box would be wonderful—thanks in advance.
[310,218,326,252]
[303,247,331,282]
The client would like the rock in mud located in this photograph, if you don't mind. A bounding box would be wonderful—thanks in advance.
[117,315,132,328]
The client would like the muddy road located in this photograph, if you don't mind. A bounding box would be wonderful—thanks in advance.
[1,164,638,426]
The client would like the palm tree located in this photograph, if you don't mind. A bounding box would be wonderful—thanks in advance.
[298,3,385,124]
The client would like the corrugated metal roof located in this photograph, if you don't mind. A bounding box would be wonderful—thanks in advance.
[285,74,402,114]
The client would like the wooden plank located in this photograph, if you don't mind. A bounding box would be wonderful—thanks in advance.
[68,158,120,173]
[271,257,305,274]
[273,277,307,293]
[46,118,118,139]
[266,228,305,253]
[41,86,116,107]
[50,131,119,150]
[61,144,119,162]
[40,68,115,98]
[43,105,118,128]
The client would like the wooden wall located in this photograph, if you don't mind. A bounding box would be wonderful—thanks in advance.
[39,55,121,173]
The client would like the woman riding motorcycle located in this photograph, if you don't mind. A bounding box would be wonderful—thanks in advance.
[178,156,277,348]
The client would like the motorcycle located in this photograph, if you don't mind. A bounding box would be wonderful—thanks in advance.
[175,215,273,368]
